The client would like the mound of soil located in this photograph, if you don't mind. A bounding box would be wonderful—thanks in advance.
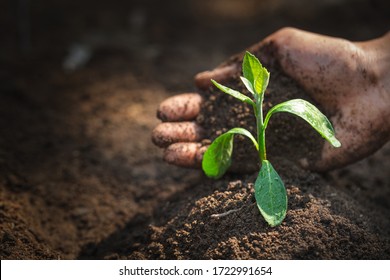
[130,158,390,259]
[1,0,389,260]
[129,54,390,259]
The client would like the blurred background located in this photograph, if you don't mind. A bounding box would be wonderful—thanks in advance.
[1,0,389,89]
[1,0,389,259]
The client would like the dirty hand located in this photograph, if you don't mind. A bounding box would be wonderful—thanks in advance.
[152,27,390,172]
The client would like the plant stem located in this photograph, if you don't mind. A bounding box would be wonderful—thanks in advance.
[254,94,267,161]
[259,126,266,161]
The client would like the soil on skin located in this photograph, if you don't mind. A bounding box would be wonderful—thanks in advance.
[1,0,390,260]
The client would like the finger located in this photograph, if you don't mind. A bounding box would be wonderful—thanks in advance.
[152,122,205,148]
[164,143,207,168]
[164,142,258,172]
[157,93,203,122]
[193,38,279,91]
[195,64,239,90]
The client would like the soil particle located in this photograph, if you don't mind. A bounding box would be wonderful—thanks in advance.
[130,157,389,259]
[196,53,324,173]
[1,0,389,260]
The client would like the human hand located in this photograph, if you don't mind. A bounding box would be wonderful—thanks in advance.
[152,28,390,172]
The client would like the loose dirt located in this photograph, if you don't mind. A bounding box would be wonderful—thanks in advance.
[1,0,389,260]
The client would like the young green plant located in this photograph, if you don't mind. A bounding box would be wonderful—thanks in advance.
[202,51,341,227]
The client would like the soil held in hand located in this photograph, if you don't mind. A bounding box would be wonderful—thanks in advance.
[130,54,390,259]
[196,51,324,173]
[1,0,389,260]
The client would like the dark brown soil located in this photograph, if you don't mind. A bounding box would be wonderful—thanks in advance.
[130,158,390,259]
[1,0,389,260]
[196,56,324,173]
[130,56,390,259]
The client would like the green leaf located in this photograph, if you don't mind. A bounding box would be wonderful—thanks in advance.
[255,160,287,227]
[226,127,259,151]
[242,51,270,95]
[211,79,255,106]
[254,68,270,97]
[243,51,262,86]
[240,76,255,95]
[202,132,233,179]
[202,128,258,179]
[264,99,341,147]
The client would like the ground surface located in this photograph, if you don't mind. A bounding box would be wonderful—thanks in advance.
[0,0,389,259]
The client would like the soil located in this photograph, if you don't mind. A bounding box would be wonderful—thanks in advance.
[196,57,325,174]
[1,0,389,260]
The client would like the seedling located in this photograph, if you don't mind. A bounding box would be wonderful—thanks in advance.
[202,51,341,226]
